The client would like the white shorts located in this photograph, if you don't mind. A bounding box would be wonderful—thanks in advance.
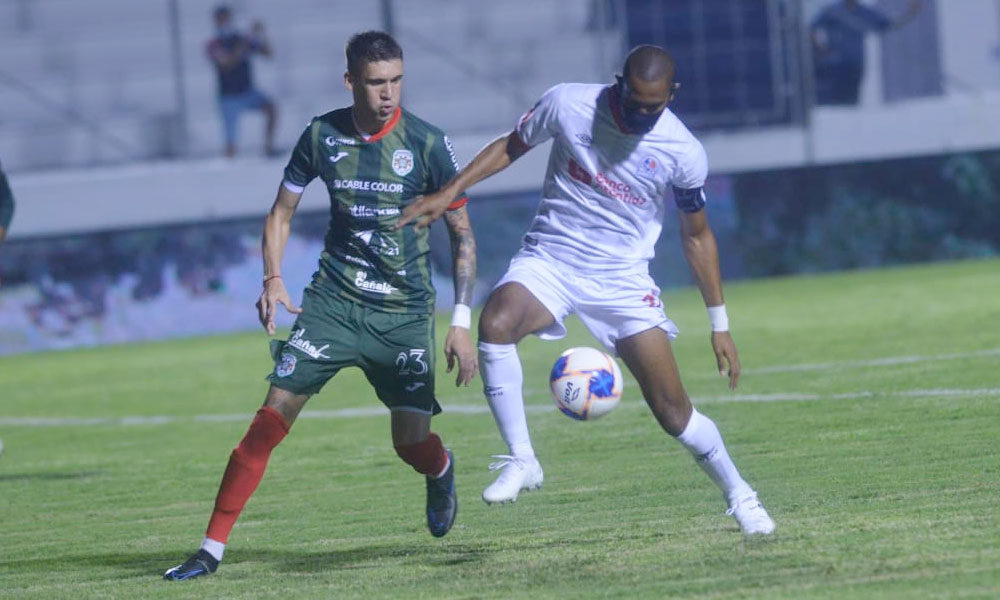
[494,251,679,354]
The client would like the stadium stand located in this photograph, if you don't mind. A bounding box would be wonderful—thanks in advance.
[0,0,611,171]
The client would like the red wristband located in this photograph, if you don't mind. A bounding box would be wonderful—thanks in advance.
[263,275,282,285]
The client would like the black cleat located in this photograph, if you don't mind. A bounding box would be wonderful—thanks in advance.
[163,549,219,581]
[426,449,457,537]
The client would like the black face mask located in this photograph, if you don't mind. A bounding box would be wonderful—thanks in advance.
[615,75,663,134]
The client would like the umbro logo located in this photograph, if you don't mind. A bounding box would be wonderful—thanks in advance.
[329,151,349,163]
[696,447,719,463]
[405,382,426,392]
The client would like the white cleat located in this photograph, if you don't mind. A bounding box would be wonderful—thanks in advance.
[482,454,544,505]
[726,491,775,536]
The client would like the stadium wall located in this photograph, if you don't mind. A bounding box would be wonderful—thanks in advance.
[1,146,997,356]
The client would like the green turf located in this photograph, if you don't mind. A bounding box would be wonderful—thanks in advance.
[1,258,998,599]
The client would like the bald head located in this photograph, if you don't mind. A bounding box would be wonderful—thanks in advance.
[623,45,675,85]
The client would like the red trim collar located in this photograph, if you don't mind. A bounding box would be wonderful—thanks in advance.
[355,106,402,143]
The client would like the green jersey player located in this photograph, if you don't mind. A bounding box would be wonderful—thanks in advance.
[165,31,478,581]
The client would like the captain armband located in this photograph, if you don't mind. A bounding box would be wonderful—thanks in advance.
[672,186,706,213]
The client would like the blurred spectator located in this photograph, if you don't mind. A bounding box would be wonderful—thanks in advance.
[811,0,922,106]
[585,0,619,32]
[0,161,15,287]
[206,5,278,157]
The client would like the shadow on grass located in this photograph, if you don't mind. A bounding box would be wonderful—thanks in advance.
[3,542,495,579]
[259,542,492,572]
[0,470,102,482]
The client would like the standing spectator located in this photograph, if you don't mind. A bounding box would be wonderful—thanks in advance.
[585,0,618,32]
[0,161,14,286]
[206,4,279,157]
[811,0,922,105]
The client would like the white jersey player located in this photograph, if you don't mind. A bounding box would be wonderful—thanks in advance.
[399,45,775,535]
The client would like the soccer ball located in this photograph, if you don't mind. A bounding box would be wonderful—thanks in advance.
[549,347,623,420]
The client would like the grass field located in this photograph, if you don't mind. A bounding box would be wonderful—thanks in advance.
[1,258,998,599]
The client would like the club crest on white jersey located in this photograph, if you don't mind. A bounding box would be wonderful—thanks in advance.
[636,156,660,179]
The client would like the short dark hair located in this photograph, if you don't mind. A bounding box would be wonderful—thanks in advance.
[213,4,231,20]
[345,31,403,75]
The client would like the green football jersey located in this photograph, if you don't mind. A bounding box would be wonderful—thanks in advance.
[283,107,465,314]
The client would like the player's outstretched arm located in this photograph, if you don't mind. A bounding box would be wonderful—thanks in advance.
[442,205,479,386]
[256,184,304,335]
[679,209,741,390]
[396,132,531,230]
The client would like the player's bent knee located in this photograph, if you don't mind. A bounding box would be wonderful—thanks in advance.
[478,310,519,344]
[264,385,310,425]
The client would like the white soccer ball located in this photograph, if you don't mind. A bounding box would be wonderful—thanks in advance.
[549,347,623,420]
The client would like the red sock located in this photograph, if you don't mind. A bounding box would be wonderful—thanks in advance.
[394,433,449,477]
[205,406,289,543]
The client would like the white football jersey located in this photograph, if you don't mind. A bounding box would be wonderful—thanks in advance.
[515,82,708,274]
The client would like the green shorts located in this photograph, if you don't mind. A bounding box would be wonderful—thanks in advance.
[266,287,441,415]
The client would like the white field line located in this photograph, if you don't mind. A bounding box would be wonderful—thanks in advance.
[2,348,996,428]
[1,388,998,428]
[740,347,1000,375]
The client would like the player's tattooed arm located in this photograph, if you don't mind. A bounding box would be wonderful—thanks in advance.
[443,205,477,305]
[443,204,479,385]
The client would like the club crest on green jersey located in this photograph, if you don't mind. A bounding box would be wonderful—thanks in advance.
[392,149,414,176]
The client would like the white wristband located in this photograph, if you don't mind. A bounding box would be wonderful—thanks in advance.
[450,303,471,329]
[707,304,729,332]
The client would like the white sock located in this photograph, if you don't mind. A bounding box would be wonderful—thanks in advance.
[479,342,536,460]
[200,537,225,562]
[676,409,751,501]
